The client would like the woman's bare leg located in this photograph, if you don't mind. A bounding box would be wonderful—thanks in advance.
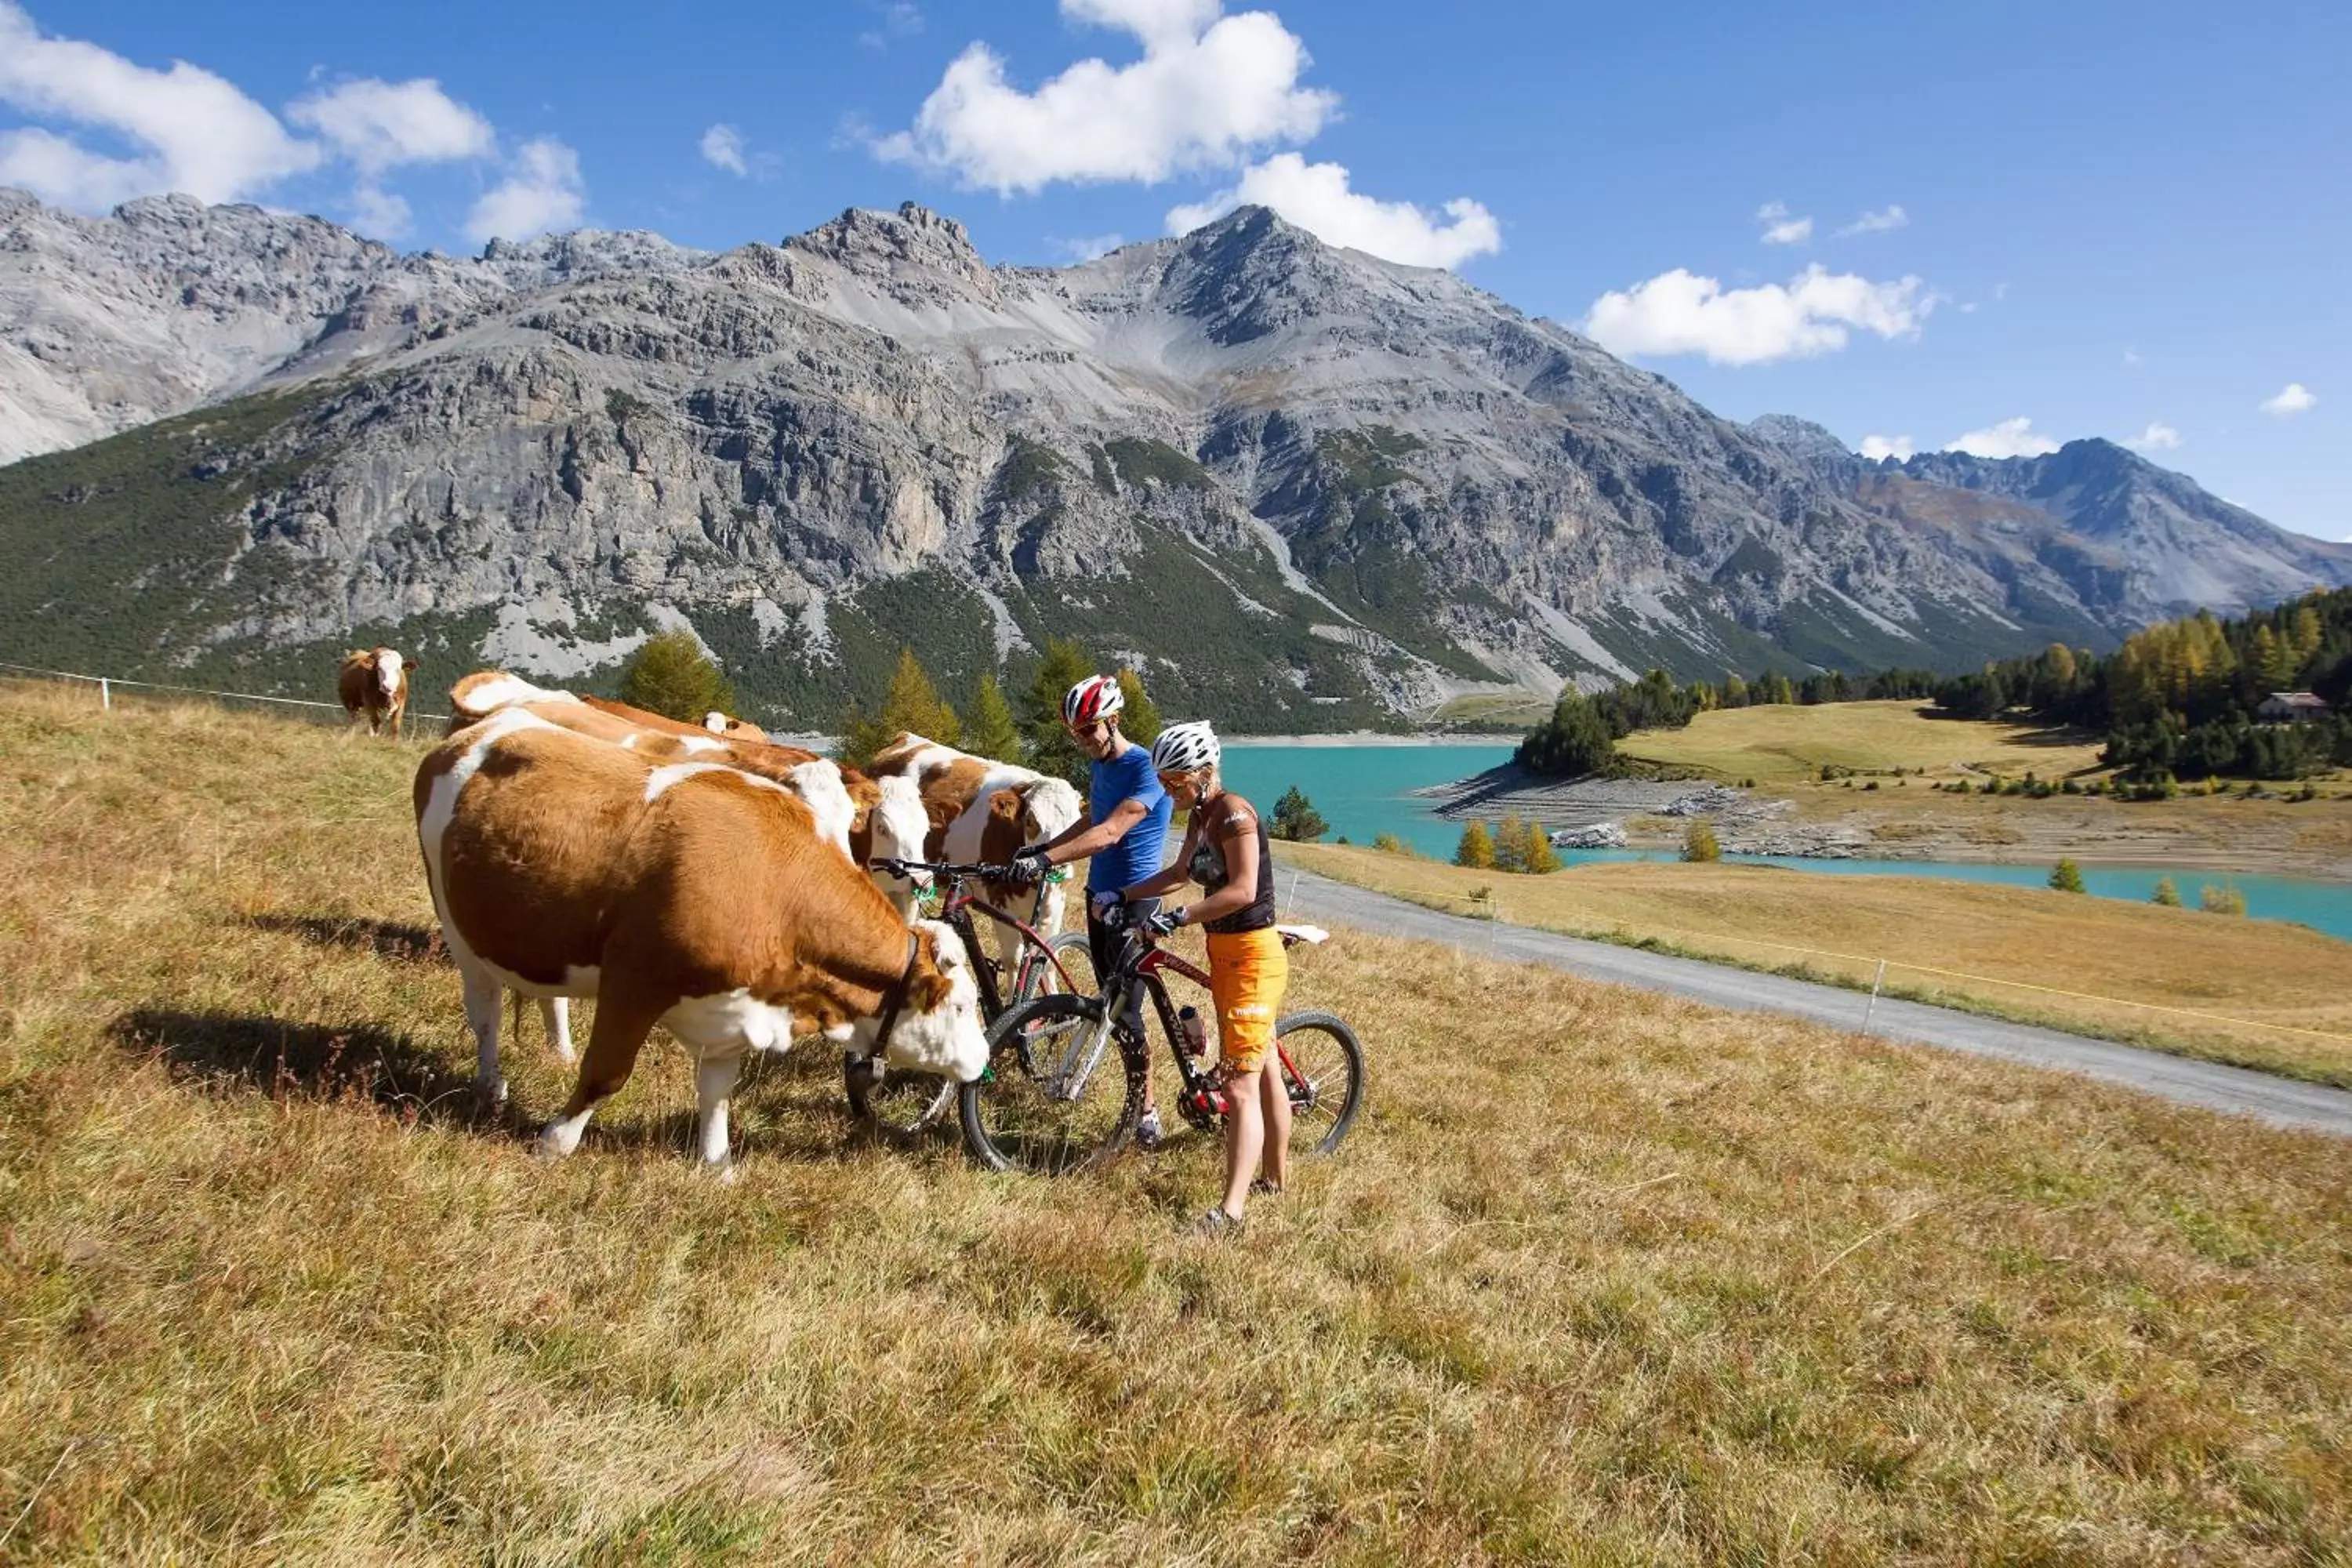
[1258,1055,1292,1192]
[1220,1065,1265,1220]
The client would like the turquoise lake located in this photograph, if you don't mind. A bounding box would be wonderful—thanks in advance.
[1219,742,2352,943]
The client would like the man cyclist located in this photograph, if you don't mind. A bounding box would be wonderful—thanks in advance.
[1007,673,1177,1147]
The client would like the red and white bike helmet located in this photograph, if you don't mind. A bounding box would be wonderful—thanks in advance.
[1062,673,1124,728]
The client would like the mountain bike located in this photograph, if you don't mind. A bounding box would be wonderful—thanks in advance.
[844,858,1081,1138]
[960,913,1366,1176]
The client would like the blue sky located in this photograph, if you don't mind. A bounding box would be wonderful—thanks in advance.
[3,0,2344,538]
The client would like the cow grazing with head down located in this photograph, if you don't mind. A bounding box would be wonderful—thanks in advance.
[414,709,988,1171]
[866,732,1083,970]
[338,648,414,738]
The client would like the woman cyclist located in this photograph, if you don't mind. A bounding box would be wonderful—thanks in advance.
[1118,720,1289,1235]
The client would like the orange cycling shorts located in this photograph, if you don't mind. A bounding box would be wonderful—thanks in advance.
[1207,927,1289,1076]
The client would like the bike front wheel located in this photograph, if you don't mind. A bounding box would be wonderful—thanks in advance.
[960,993,1142,1175]
[1272,1011,1366,1158]
[843,1052,957,1143]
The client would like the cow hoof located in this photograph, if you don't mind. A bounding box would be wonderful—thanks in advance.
[474,1076,509,1109]
[710,1162,740,1185]
[535,1124,583,1160]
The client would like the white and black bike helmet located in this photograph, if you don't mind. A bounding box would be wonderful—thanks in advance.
[1150,720,1221,775]
[1062,673,1124,728]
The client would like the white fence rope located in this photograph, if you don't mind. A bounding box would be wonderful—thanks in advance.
[0,659,454,725]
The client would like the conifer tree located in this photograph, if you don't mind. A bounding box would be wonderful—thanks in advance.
[1022,637,1098,788]
[621,629,735,722]
[2049,857,2086,893]
[964,671,1022,762]
[1521,822,1563,873]
[1271,786,1329,842]
[1115,666,1163,748]
[880,648,960,747]
[1494,813,1531,873]
[1454,820,1497,869]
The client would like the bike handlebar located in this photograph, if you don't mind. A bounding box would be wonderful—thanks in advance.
[866,858,1016,881]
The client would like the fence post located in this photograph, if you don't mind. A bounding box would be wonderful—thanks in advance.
[1862,958,1887,1032]
[99,677,110,712]
[1286,869,1300,916]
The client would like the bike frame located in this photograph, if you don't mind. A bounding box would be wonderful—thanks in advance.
[1063,933,1310,1123]
[925,872,1085,1016]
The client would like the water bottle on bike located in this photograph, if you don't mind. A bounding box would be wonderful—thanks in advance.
[1176,1005,1206,1058]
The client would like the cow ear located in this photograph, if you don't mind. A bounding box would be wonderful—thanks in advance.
[909,932,956,1011]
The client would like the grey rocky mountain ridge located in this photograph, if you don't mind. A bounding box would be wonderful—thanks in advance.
[2,189,2346,729]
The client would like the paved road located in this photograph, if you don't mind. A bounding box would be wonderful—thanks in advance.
[1282,868,2352,1138]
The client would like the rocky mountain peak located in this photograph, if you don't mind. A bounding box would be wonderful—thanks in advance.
[1746,414,1853,464]
[1157,203,1356,346]
[470,227,702,285]
[786,200,994,296]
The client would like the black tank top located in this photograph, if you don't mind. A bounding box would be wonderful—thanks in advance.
[1188,794,1277,935]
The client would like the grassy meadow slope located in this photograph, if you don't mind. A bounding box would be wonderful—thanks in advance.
[1614,700,2112,785]
[2,684,2350,1563]
[1600,700,2352,876]
[1285,843,2352,1087]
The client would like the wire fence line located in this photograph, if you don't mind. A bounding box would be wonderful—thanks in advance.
[1337,877,2352,1047]
[0,659,456,727]
[10,657,2344,1052]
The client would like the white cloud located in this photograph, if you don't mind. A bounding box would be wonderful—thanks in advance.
[465,138,584,243]
[699,123,749,176]
[2121,347,2142,367]
[1836,204,1907,237]
[875,0,1335,192]
[1050,232,1126,262]
[347,183,412,239]
[1860,434,1914,461]
[0,0,320,207]
[1166,153,1499,269]
[2260,382,2317,416]
[1944,417,2061,459]
[1755,200,1811,245]
[858,1,925,48]
[1582,263,1932,366]
[286,78,492,173]
[2124,421,2181,452]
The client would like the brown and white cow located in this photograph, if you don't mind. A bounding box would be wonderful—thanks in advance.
[866,732,1083,969]
[413,708,988,1170]
[442,673,931,1064]
[450,676,928,904]
[702,711,766,742]
[338,648,414,738]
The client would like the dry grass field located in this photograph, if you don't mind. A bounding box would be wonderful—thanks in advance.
[1617,700,2113,785]
[1286,842,2352,1088]
[4,684,2350,1563]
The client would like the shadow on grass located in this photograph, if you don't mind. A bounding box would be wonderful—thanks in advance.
[107,1007,512,1134]
[107,1008,901,1163]
[241,912,444,964]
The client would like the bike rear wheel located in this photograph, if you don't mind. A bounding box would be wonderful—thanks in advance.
[1272,1011,1365,1157]
[960,993,1142,1175]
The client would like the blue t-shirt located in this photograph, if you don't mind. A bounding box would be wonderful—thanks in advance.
[1087,743,1173,895]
